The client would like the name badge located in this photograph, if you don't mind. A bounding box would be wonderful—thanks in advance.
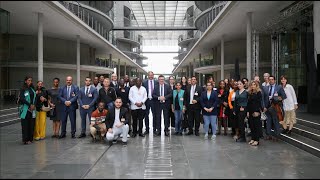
[24,92,29,96]
[194,92,198,96]
[88,93,92,97]
[121,118,125,122]
[121,89,125,92]
[218,94,221,98]
[274,93,278,97]
[72,92,75,97]
[180,98,184,101]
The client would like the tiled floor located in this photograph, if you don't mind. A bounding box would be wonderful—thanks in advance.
[1,112,320,179]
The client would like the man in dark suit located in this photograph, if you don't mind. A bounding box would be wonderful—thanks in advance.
[58,76,79,139]
[124,75,131,88]
[184,76,203,136]
[78,77,98,138]
[168,76,176,129]
[262,75,286,140]
[142,71,158,135]
[152,75,172,136]
[110,73,119,88]
[105,97,130,146]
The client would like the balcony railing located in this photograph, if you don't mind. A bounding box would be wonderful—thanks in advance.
[95,58,116,68]
[59,1,114,42]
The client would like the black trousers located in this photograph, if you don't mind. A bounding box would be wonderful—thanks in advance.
[131,109,145,135]
[248,113,262,141]
[182,113,189,130]
[21,111,35,142]
[188,106,201,133]
[169,106,175,127]
[155,103,170,132]
[145,99,156,132]
[237,110,246,140]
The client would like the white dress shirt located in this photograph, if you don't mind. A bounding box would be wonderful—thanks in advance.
[113,108,121,129]
[282,84,298,111]
[190,85,196,104]
[129,85,147,110]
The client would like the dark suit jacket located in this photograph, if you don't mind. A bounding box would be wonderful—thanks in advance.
[110,81,119,89]
[184,84,203,110]
[200,90,219,115]
[59,84,79,111]
[143,79,158,98]
[262,84,287,108]
[152,83,172,106]
[169,84,176,104]
[78,86,98,111]
[105,107,129,129]
[116,87,130,108]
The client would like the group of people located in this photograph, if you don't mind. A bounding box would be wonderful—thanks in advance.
[18,71,298,147]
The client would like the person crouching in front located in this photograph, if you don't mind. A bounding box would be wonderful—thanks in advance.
[105,97,129,146]
[90,102,108,142]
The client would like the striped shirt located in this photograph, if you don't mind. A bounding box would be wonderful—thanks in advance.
[91,109,108,124]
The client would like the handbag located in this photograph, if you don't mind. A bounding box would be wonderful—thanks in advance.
[260,112,267,120]
[41,105,51,112]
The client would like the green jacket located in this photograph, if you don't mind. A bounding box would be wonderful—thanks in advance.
[19,88,36,119]
[172,89,185,111]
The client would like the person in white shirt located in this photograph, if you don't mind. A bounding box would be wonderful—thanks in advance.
[280,75,298,135]
[262,73,270,87]
[129,78,147,137]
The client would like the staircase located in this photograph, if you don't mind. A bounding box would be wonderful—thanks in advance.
[278,118,320,158]
[0,107,20,127]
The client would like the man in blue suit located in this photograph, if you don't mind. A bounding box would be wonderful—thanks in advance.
[262,75,286,140]
[152,75,172,136]
[142,71,158,135]
[78,77,98,138]
[58,76,79,139]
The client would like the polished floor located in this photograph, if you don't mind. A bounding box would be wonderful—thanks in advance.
[1,112,320,179]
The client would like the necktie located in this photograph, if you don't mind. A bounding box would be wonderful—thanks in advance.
[86,87,89,95]
[150,80,153,95]
[67,86,70,99]
[269,85,273,96]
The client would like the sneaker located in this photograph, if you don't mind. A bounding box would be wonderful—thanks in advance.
[204,134,208,140]
[122,141,127,146]
[120,134,123,138]
[211,135,216,140]
[127,134,130,138]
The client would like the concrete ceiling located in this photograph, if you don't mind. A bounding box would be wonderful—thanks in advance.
[0,1,147,73]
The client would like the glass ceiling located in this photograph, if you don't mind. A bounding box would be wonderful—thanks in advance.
[129,1,189,43]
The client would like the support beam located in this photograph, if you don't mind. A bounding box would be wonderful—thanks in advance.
[246,12,252,80]
[118,59,120,78]
[193,59,196,76]
[112,27,197,31]
[76,35,80,87]
[109,54,112,69]
[221,36,225,80]
[38,13,43,81]
[124,62,127,76]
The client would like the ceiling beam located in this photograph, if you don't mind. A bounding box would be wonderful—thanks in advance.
[113,27,197,30]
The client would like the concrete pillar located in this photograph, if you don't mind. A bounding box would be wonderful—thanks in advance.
[198,73,201,86]
[252,30,259,77]
[314,1,320,69]
[118,59,120,78]
[38,13,43,81]
[246,12,252,80]
[109,54,112,68]
[193,59,196,76]
[76,35,80,87]
[221,36,224,80]
[189,62,192,77]
[124,62,127,75]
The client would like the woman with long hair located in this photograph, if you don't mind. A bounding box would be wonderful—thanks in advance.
[216,80,229,135]
[180,76,188,91]
[18,76,36,144]
[247,81,263,146]
[171,82,185,135]
[34,81,49,140]
[234,80,248,142]
[48,78,62,138]
[280,75,298,135]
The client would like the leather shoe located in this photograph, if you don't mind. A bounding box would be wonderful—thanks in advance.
[195,132,199,136]
[71,134,76,139]
[187,131,193,135]
[58,134,66,139]
[131,134,137,138]
[143,131,149,135]
[139,134,145,137]
[165,131,169,136]
[78,133,86,138]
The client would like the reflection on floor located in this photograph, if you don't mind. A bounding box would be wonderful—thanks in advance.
[1,114,320,179]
